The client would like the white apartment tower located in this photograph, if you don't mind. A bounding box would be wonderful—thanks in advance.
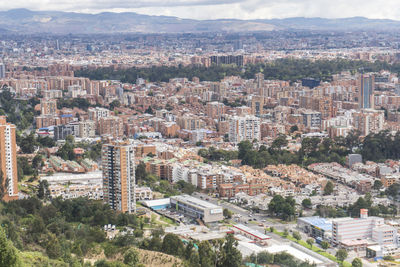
[229,115,261,143]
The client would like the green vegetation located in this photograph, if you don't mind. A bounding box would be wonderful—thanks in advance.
[17,132,55,154]
[273,229,351,267]
[336,249,348,263]
[323,181,334,196]
[57,97,91,111]
[200,130,400,171]
[75,58,400,84]
[135,162,196,197]
[0,89,38,130]
[301,198,312,209]
[268,195,295,221]
[246,251,317,267]
[316,194,397,218]
[75,64,243,83]
[352,258,362,267]
[198,146,238,162]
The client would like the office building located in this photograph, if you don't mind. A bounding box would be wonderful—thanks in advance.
[102,141,136,213]
[332,209,397,247]
[170,194,223,223]
[228,115,260,143]
[359,74,375,109]
[0,116,18,201]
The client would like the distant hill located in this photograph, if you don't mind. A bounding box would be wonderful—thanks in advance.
[1,9,400,34]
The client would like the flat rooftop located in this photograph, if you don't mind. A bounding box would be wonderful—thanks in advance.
[233,224,270,240]
[298,216,332,232]
[171,194,221,210]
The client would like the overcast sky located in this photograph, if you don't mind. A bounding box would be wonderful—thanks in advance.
[3,0,400,20]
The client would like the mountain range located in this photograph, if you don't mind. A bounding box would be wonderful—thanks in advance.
[1,8,400,34]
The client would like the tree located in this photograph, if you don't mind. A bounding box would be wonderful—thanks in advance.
[324,181,334,195]
[46,235,62,259]
[352,258,362,267]
[145,106,154,114]
[124,248,139,267]
[386,183,400,199]
[0,170,7,200]
[373,180,383,190]
[256,251,274,264]
[336,249,348,263]
[306,238,314,249]
[135,162,147,182]
[290,125,299,133]
[198,241,215,267]
[302,198,312,209]
[271,134,288,151]
[292,231,301,242]
[269,226,274,233]
[37,180,50,200]
[162,233,183,256]
[218,234,242,267]
[223,208,232,219]
[283,228,288,237]
[0,226,19,267]
[110,100,121,111]
[321,241,330,250]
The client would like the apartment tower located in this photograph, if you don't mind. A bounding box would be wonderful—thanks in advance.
[102,141,136,213]
[358,74,375,109]
[0,116,18,201]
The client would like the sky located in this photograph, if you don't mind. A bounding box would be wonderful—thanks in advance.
[2,0,400,20]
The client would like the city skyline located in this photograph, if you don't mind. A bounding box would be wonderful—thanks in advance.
[1,0,400,21]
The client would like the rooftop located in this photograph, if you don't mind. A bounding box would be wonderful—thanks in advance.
[171,194,221,210]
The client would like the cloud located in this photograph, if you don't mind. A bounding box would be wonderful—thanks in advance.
[2,0,400,20]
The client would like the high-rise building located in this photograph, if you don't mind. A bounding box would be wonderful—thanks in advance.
[40,98,58,116]
[0,116,18,201]
[358,74,375,109]
[102,141,136,213]
[353,109,384,136]
[255,73,264,95]
[228,115,260,143]
[0,63,5,79]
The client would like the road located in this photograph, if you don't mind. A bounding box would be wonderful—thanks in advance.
[191,192,370,266]
[192,192,296,232]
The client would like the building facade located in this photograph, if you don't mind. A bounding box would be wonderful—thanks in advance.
[228,115,261,143]
[102,141,136,213]
[0,116,18,201]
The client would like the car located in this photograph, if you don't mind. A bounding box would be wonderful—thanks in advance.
[205,198,209,201]
[249,214,252,217]
[262,219,266,222]
[258,223,263,227]
[200,196,203,199]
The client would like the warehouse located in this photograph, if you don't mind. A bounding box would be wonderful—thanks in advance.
[170,194,223,223]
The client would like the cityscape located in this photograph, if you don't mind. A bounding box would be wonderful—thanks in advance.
[3,1,400,267]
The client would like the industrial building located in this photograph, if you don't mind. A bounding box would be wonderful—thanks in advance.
[170,194,223,223]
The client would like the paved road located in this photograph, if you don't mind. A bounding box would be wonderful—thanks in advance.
[192,192,296,232]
